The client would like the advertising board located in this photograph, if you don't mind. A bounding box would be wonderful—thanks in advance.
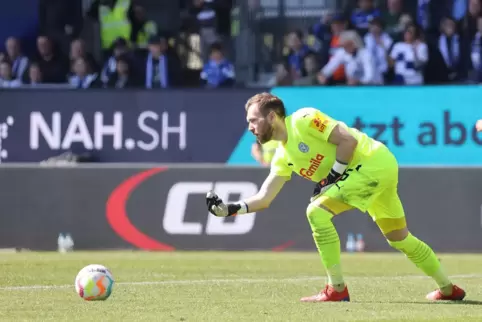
[0,166,480,252]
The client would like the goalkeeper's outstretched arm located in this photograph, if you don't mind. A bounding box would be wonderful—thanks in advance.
[206,173,288,217]
[242,173,288,212]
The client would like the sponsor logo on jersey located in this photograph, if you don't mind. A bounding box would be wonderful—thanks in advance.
[310,112,330,133]
[299,153,325,179]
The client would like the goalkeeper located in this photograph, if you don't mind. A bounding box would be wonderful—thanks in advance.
[206,92,466,302]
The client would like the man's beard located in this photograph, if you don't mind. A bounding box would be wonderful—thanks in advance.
[257,124,274,144]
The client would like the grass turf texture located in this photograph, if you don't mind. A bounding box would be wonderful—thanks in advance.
[0,252,481,321]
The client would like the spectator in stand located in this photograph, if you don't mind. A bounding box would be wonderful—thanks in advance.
[453,0,468,20]
[459,0,482,80]
[318,14,348,85]
[389,23,429,85]
[35,35,69,83]
[286,30,312,80]
[190,0,218,62]
[269,61,293,87]
[214,0,234,60]
[26,63,44,86]
[350,0,381,36]
[100,38,133,86]
[0,60,22,88]
[200,42,235,88]
[310,10,335,53]
[4,37,29,81]
[318,30,376,86]
[383,0,405,39]
[130,4,158,50]
[417,0,453,40]
[189,0,233,62]
[416,0,430,31]
[88,0,133,59]
[293,53,320,86]
[364,17,393,84]
[392,13,416,42]
[439,17,460,82]
[471,17,482,82]
[70,39,99,74]
[69,57,101,89]
[424,34,452,84]
[106,54,137,88]
[39,0,83,54]
[143,35,182,89]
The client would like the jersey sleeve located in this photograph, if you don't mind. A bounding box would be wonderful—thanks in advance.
[294,108,338,142]
[321,49,344,77]
[269,147,292,179]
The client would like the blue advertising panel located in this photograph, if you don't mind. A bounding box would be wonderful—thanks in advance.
[0,89,262,163]
[228,86,482,166]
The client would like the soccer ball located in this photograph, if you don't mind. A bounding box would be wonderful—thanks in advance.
[75,264,114,301]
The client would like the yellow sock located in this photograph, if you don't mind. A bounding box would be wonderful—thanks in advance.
[389,233,452,294]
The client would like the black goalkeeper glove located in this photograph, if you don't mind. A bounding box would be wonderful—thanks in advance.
[311,168,344,202]
[206,191,247,217]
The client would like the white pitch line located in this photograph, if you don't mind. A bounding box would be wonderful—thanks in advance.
[0,274,480,291]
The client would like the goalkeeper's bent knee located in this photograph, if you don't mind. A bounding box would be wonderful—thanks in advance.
[306,202,333,227]
[376,217,407,235]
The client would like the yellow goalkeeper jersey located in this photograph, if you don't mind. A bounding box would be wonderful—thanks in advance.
[270,107,384,182]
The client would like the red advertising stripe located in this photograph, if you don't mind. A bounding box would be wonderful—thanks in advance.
[271,241,295,252]
[106,167,175,251]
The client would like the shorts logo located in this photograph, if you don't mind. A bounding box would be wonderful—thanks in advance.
[310,112,330,133]
[298,142,309,153]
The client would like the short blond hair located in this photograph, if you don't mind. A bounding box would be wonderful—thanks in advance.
[245,92,286,118]
[339,30,364,49]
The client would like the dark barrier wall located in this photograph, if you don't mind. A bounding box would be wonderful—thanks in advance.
[0,89,263,163]
[0,166,481,252]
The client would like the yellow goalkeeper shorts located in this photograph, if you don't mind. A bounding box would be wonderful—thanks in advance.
[319,143,406,222]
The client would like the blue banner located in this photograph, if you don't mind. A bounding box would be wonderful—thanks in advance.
[0,89,262,163]
[228,86,482,166]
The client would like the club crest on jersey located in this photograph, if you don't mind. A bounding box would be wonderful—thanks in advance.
[298,142,309,153]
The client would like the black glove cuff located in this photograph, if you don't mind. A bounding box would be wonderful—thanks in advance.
[329,168,342,179]
[227,204,241,216]
[319,169,340,186]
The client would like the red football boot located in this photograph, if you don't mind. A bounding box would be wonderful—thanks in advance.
[426,285,466,301]
[300,285,350,302]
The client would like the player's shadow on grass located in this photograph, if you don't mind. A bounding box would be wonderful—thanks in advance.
[364,300,482,306]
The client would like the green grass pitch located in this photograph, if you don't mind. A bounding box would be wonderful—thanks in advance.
[0,251,481,321]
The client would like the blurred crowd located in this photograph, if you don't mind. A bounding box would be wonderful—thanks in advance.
[1,0,482,89]
[0,0,235,89]
[274,0,482,86]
